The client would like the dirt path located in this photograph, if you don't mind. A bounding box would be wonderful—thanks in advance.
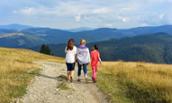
[21,62,107,103]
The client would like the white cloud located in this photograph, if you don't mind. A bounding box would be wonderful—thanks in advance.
[159,14,165,19]
[117,16,129,22]
[105,23,113,27]
[14,7,43,16]
[75,14,81,22]
[19,7,35,15]
[8,0,172,29]
[92,7,112,14]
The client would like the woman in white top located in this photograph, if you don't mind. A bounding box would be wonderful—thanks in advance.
[65,39,77,82]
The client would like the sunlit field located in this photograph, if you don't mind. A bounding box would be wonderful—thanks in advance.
[1,46,172,103]
[0,47,63,103]
[97,61,172,103]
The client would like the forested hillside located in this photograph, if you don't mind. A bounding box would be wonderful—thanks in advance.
[48,33,172,64]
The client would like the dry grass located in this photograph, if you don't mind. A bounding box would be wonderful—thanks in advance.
[97,61,172,103]
[0,47,64,103]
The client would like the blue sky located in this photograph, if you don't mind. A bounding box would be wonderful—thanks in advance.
[0,0,172,29]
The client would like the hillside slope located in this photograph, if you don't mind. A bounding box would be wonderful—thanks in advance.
[0,47,63,103]
[0,47,106,103]
[98,61,172,103]
[95,33,172,63]
[1,47,172,103]
[49,33,172,64]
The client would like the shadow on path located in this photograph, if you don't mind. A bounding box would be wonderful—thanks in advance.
[28,72,67,81]
[28,72,94,84]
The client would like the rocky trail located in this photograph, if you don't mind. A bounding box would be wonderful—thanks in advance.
[21,62,107,103]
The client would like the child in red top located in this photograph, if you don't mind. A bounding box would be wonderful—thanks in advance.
[91,45,101,83]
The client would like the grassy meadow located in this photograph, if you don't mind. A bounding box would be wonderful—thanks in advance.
[97,61,172,103]
[0,47,63,103]
[1,47,172,103]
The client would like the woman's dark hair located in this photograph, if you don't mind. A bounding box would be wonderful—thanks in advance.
[67,39,75,50]
[94,44,98,50]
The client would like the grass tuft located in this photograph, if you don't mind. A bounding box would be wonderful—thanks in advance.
[57,82,70,90]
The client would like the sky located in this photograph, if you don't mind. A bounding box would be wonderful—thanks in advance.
[0,0,172,29]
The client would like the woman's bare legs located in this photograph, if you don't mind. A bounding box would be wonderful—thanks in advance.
[67,71,70,81]
[70,70,74,82]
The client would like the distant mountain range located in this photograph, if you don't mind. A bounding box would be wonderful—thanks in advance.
[0,24,32,31]
[0,24,172,47]
[43,33,172,64]
[0,24,172,64]
[68,27,94,32]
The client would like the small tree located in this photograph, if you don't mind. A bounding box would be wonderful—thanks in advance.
[40,44,51,55]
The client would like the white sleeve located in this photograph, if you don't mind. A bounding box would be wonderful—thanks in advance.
[65,47,67,53]
[74,46,77,54]
[87,48,91,63]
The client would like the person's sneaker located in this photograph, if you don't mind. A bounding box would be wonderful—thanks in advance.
[93,80,96,83]
[92,77,94,81]
[77,79,81,82]
[92,77,96,83]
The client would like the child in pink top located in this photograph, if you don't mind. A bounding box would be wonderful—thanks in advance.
[91,45,101,83]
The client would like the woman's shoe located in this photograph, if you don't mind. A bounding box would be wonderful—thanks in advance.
[77,79,81,82]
